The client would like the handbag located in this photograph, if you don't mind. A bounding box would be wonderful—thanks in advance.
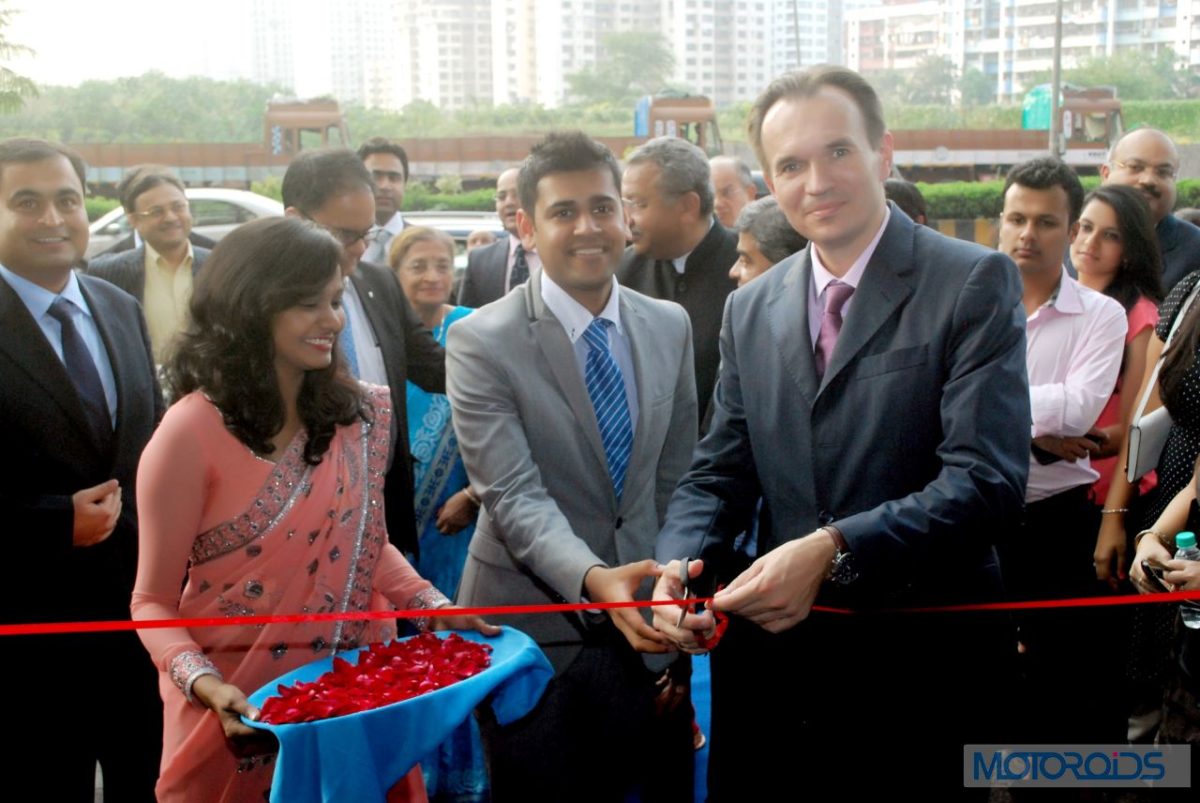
[1127,281,1200,482]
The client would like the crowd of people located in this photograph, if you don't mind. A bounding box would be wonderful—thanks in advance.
[3,62,1200,801]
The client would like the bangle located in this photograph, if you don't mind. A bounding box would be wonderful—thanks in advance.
[1101,508,1129,515]
[1134,529,1172,550]
[463,486,481,507]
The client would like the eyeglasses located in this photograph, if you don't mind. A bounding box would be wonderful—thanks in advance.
[1111,160,1177,181]
[305,217,380,247]
[402,259,453,276]
[133,200,190,221]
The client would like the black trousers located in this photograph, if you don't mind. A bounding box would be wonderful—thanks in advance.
[1000,485,1128,745]
[477,623,693,803]
[706,604,1015,799]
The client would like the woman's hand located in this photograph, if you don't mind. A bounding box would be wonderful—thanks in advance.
[1162,557,1200,592]
[190,675,277,758]
[1094,514,1128,590]
[432,606,502,637]
[1130,534,1174,595]
[435,490,478,535]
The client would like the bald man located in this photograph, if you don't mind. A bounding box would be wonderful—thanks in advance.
[709,156,758,229]
[457,167,540,307]
[1100,128,1200,293]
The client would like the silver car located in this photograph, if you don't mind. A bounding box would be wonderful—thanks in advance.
[86,188,284,259]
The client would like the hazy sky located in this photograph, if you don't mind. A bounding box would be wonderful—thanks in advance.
[7,0,254,87]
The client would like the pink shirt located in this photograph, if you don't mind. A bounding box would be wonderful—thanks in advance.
[1025,269,1128,502]
[807,208,891,346]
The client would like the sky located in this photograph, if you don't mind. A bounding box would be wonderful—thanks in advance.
[6,0,254,87]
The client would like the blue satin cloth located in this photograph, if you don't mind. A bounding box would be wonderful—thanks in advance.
[245,628,552,803]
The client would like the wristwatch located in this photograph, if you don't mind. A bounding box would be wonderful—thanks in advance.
[822,525,858,586]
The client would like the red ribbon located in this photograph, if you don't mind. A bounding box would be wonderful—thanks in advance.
[4,589,1200,638]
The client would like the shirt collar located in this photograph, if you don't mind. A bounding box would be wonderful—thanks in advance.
[381,211,405,235]
[507,234,530,260]
[1045,266,1084,314]
[145,240,194,269]
[671,216,715,275]
[540,271,623,344]
[811,206,891,296]
[0,263,91,320]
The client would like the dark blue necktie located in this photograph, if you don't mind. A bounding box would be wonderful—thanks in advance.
[583,318,633,501]
[341,305,361,378]
[510,244,530,289]
[47,297,111,441]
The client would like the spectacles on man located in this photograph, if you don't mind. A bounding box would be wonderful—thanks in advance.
[305,217,380,247]
[1111,159,1177,181]
[133,200,190,221]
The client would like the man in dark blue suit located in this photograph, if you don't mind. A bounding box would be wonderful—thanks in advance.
[0,139,162,799]
[652,66,1030,797]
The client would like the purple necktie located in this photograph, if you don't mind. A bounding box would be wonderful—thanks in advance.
[814,280,855,379]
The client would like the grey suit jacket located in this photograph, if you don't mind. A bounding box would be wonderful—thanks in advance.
[656,205,1031,609]
[456,236,510,308]
[447,271,698,673]
[86,244,211,303]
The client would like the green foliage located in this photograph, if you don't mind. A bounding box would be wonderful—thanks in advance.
[0,5,36,114]
[0,71,285,142]
[1026,49,1194,101]
[251,175,283,202]
[85,196,120,222]
[565,32,677,106]
[401,185,494,212]
[920,176,1101,220]
[904,56,957,105]
[1176,179,1200,209]
[959,69,994,108]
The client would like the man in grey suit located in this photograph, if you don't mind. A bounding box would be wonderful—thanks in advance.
[457,166,540,308]
[87,165,210,362]
[652,66,1030,797]
[447,132,698,802]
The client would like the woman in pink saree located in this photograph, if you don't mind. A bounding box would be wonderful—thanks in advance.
[132,217,496,802]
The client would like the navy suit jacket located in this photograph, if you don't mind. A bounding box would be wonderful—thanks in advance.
[0,274,163,625]
[457,236,510,309]
[86,244,211,302]
[656,205,1031,608]
[1158,213,1200,295]
[350,260,446,555]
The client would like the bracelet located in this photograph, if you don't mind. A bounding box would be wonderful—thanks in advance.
[1134,529,1173,550]
[463,486,481,507]
[169,650,223,704]
[1100,508,1129,515]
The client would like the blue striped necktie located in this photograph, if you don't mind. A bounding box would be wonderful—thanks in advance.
[583,318,633,501]
[340,305,361,378]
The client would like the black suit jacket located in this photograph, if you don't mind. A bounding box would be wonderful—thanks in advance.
[457,236,510,308]
[1159,213,1200,295]
[86,244,211,303]
[350,260,446,554]
[617,219,737,428]
[0,274,163,625]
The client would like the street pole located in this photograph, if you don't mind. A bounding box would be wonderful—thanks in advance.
[1049,0,1064,156]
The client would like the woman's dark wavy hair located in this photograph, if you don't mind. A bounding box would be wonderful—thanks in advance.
[164,216,367,464]
[1081,184,1163,312]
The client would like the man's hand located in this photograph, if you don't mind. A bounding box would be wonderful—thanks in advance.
[1032,435,1098,462]
[651,558,715,654]
[584,560,671,654]
[72,479,121,547]
[712,529,838,633]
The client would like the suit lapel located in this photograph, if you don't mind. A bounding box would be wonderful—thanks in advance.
[817,212,916,397]
[526,275,612,487]
[488,240,508,297]
[767,250,819,405]
[0,277,105,453]
[617,292,653,512]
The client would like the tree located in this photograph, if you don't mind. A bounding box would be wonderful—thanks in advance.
[1025,48,1193,101]
[565,32,676,106]
[0,4,37,113]
[959,68,994,107]
[904,56,956,105]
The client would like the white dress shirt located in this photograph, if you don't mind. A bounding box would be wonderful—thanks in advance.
[1025,267,1127,503]
[504,235,542,292]
[341,277,388,386]
[364,211,405,265]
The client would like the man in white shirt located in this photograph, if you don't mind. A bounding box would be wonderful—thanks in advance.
[998,155,1127,745]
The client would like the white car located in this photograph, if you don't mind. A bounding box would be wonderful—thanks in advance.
[86,188,284,259]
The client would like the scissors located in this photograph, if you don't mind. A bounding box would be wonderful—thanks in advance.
[675,557,695,628]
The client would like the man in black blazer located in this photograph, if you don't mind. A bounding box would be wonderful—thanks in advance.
[457,166,539,308]
[0,139,163,800]
[617,137,737,429]
[651,67,1029,797]
[87,166,212,362]
[282,149,445,556]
